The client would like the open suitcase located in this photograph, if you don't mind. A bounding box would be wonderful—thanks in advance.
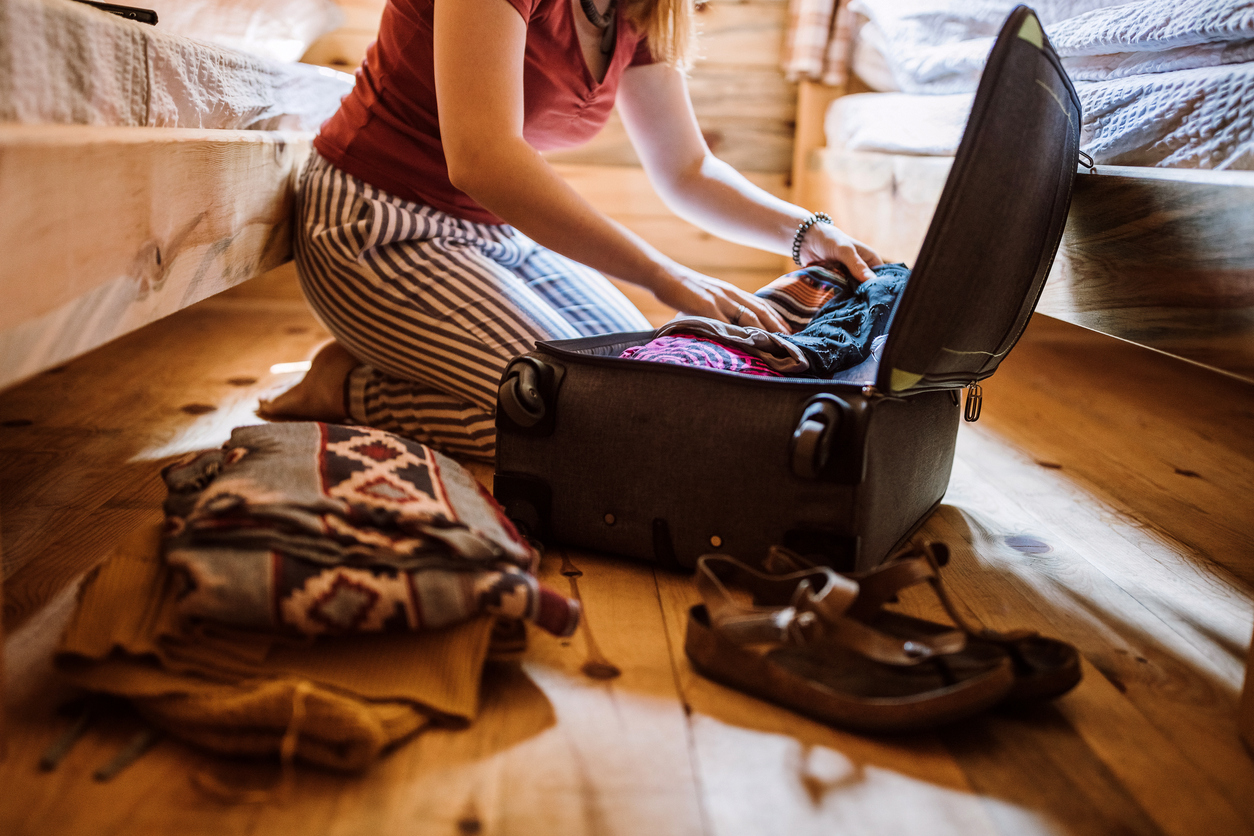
[493,6,1082,573]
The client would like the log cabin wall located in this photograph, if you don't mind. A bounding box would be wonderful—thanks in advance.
[301,0,797,324]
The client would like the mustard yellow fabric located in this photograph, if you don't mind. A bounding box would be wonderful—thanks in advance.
[56,521,495,771]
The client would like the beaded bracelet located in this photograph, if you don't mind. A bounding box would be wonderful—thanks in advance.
[791,212,833,266]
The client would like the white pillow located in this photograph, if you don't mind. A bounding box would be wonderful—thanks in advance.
[850,17,901,92]
[146,0,345,63]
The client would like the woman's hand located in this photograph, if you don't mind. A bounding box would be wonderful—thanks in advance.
[651,269,791,333]
[797,222,885,283]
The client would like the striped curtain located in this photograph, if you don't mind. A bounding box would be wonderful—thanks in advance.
[781,0,855,86]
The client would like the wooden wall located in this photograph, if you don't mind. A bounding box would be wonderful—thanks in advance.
[301,0,796,321]
[544,0,795,175]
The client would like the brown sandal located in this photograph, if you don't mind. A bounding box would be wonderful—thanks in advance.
[684,555,1016,733]
[767,542,1083,703]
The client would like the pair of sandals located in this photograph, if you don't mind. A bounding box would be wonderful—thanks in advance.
[684,542,1081,733]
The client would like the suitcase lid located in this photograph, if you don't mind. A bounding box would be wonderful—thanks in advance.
[874,6,1081,397]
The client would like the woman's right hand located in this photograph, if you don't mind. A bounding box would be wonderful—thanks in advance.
[652,269,791,333]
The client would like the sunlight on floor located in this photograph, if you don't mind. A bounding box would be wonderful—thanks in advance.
[694,718,1060,835]
[127,374,303,462]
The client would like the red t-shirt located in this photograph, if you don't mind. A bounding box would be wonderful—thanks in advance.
[313,0,655,224]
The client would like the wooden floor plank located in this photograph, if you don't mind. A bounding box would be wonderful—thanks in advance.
[1,505,5,761]
[3,270,1253,835]
[923,505,1253,835]
[485,549,705,836]
[976,316,1254,584]
[935,700,1168,836]
[949,435,1251,686]
[653,569,1009,836]
[0,266,331,629]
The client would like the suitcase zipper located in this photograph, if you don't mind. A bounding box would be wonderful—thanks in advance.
[964,382,983,422]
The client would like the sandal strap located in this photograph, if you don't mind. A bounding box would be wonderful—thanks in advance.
[695,555,967,666]
[696,555,856,643]
[818,615,967,665]
[851,543,1037,644]
[847,555,939,619]
[761,545,816,574]
[849,545,983,633]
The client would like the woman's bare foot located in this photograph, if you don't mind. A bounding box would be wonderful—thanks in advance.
[258,340,360,422]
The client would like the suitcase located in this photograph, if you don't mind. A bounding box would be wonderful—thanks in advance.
[493,6,1082,573]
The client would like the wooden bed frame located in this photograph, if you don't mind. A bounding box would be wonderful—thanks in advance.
[790,78,1254,751]
[0,124,312,391]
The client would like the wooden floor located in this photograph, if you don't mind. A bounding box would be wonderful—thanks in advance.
[2,265,1253,835]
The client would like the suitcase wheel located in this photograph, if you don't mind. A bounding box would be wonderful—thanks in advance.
[790,398,842,479]
[503,498,540,538]
[499,359,548,427]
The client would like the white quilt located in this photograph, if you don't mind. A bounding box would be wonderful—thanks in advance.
[850,0,1254,92]
[1050,0,1254,57]
[144,0,343,64]
[829,62,1254,169]
[0,0,354,131]
[834,0,1254,169]
[1081,62,1254,168]
[827,93,973,157]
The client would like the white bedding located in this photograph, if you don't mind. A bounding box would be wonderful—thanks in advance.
[827,93,972,157]
[848,0,1254,92]
[144,0,343,64]
[828,62,1254,169]
[0,0,354,131]
[833,0,1254,169]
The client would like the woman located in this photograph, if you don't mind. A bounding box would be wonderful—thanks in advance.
[262,0,883,459]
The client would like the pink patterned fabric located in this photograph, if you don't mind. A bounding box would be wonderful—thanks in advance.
[619,335,784,377]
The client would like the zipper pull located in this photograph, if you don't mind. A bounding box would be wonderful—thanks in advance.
[963,382,983,422]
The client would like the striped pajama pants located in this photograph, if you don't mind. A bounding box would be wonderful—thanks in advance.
[293,152,651,460]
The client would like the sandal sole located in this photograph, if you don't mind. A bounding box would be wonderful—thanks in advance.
[684,605,1016,734]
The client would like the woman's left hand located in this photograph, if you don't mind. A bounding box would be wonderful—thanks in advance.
[797,222,885,283]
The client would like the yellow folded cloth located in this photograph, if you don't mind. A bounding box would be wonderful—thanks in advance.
[55,520,495,771]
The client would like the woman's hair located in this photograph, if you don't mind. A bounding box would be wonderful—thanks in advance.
[625,0,698,69]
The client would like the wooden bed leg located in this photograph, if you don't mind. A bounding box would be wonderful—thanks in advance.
[1,508,6,761]
[1241,626,1254,756]
[790,80,845,209]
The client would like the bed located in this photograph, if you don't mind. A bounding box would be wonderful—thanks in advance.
[0,0,355,390]
[787,0,1254,383]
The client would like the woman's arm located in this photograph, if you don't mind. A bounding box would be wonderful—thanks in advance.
[616,62,883,283]
[432,0,787,331]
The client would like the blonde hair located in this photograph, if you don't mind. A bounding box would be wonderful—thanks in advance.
[625,0,699,69]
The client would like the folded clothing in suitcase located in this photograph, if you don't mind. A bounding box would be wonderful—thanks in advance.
[625,263,909,380]
[494,6,1082,573]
